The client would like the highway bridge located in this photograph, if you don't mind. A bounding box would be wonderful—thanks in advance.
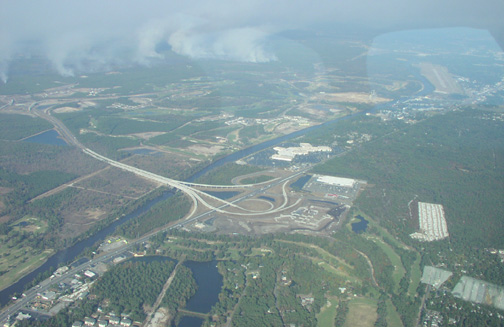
[29,103,301,218]
[0,102,312,324]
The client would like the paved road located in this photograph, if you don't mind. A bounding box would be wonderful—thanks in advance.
[33,104,297,217]
[0,102,311,324]
[0,166,306,323]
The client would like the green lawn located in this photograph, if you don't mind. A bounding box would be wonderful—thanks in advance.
[354,210,407,250]
[386,299,404,327]
[0,247,53,291]
[10,216,48,234]
[367,236,406,292]
[317,297,338,327]
[408,253,422,296]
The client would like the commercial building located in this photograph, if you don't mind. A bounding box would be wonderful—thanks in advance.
[420,266,453,289]
[271,143,331,162]
[453,276,504,310]
[316,175,356,188]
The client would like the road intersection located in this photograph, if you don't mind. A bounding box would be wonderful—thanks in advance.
[0,103,309,323]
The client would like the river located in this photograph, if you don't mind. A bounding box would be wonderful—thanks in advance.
[2,107,371,305]
[0,72,434,306]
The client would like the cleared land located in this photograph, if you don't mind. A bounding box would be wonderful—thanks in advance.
[343,298,378,327]
[386,299,404,327]
[316,297,338,327]
[0,248,54,291]
[408,254,422,296]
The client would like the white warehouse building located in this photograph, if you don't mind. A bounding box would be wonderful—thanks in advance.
[316,175,356,188]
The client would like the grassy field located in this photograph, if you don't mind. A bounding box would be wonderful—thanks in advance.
[276,240,359,283]
[0,247,53,291]
[316,297,338,327]
[195,163,262,185]
[386,299,404,327]
[343,298,377,327]
[354,210,408,250]
[276,240,354,272]
[408,253,422,296]
[366,236,406,292]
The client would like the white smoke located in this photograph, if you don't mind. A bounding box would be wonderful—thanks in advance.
[0,2,278,82]
[0,0,502,82]
[168,26,277,62]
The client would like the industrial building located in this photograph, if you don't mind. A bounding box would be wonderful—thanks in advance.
[453,276,504,310]
[316,175,356,188]
[271,143,331,161]
[420,266,453,289]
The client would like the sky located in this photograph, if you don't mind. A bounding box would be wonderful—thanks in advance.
[0,0,503,82]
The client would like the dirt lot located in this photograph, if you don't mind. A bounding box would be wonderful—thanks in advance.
[344,298,378,327]
[127,132,166,140]
[187,144,225,157]
[53,106,81,113]
[315,92,390,104]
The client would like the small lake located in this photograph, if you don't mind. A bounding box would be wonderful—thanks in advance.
[351,215,369,233]
[1,97,394,306]
[24,130,68,146]
[184,260,222,314]
[291,175,311,189]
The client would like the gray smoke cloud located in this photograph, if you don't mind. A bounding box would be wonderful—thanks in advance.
[0,0,502,82]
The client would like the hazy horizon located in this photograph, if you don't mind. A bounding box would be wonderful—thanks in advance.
[1,0,503,82]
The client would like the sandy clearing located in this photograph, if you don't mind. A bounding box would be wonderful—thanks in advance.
[53,106,81,113]
[187,144,224,156]
[316,92,390,104]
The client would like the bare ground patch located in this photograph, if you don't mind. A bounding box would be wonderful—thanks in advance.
[316,92,390,104]
[187,144,224,156]
[344,298,378,327]
[0,187,14,195]
[274,121,313,134]
[128,132,166,140]
[238,199,274,211]
[53,106,81,113]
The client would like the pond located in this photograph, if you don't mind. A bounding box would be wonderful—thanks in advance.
[290,175,311,189]
[351,215,369,233]
[184,260,223,314]
[24,129,68,146]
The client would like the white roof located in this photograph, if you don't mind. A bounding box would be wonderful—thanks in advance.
[317,175,355,187]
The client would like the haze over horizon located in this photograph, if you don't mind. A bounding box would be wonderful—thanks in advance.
[1,0,503,82]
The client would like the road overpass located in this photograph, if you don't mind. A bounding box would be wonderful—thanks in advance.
[30,102,303,219]
[0,102,311,324]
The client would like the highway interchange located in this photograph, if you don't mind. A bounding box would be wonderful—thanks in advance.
[0,102,310,324]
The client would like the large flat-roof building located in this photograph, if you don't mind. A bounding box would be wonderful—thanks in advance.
[271,143,331,162]
[420,266,453,289]
[453,276,504,310]
[316,175,356,188]
[410,202,449,241]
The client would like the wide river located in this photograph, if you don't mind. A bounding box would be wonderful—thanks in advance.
[1,112,352,306]
[0,76,435,306]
